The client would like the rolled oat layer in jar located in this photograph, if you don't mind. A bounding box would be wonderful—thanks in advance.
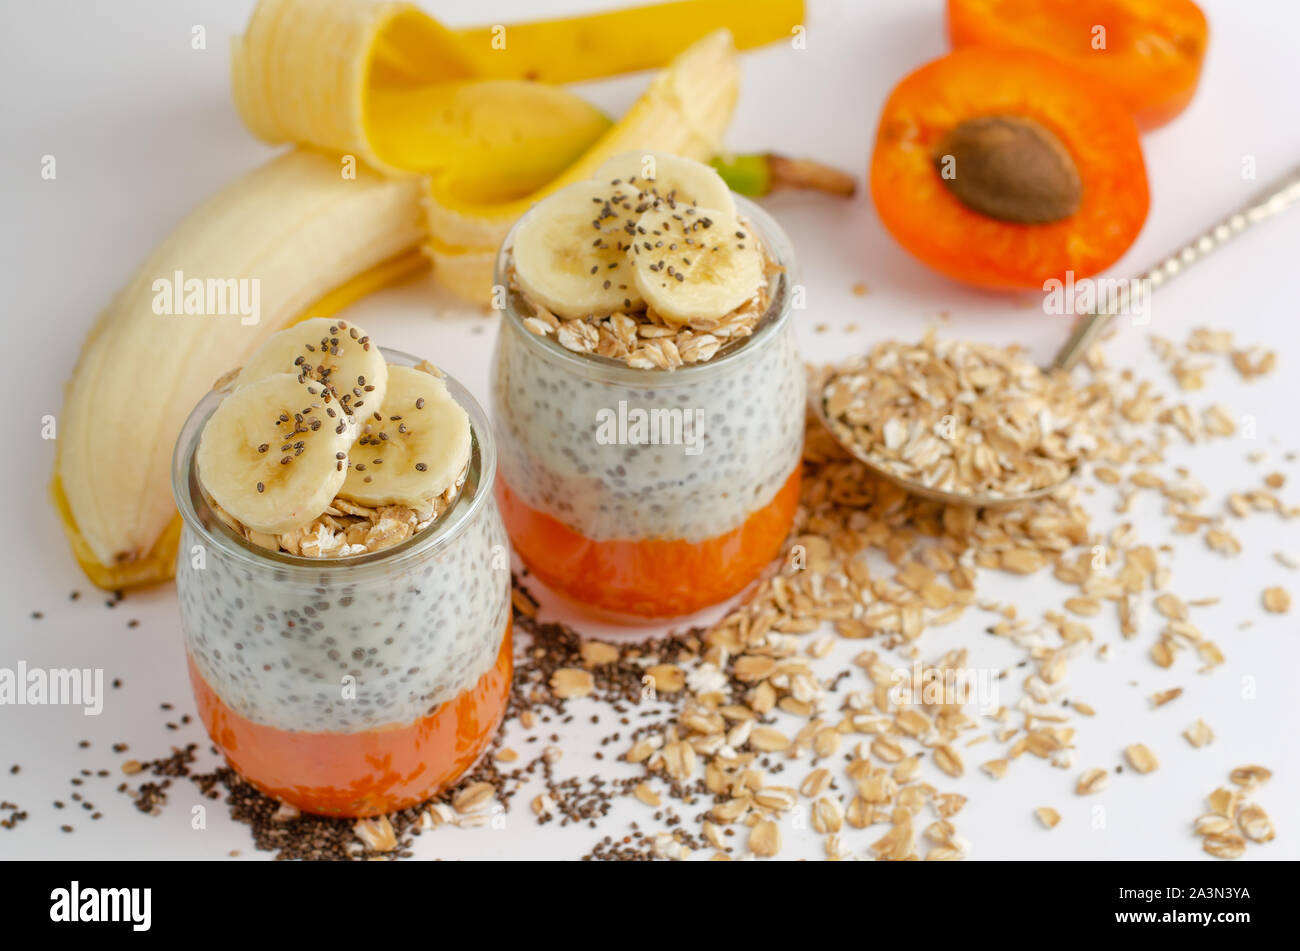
[172,327,511,817]
[491,153,804,619]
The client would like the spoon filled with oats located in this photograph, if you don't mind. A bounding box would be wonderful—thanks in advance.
[817,165,1300,506]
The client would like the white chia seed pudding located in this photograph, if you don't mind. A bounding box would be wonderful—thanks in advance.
[172,353,511,734]
[491,197,804,543]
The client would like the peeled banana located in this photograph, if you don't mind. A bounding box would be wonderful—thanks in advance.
[53,151,424,586]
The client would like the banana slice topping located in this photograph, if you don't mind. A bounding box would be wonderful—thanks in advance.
[338,366,471,509]
[593,151,736,218]
[196,373,354,535]
[629,206,762,325]
[511,180,647,320]
[198,327,471,545]
[237,317,388,419]
[511,152,763,334]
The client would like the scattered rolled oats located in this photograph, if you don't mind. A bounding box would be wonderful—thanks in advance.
[1035,807,1061,829]
[646,664,686,693]
[353,816,397,853]
[550,668,594,700]
[566,326,1290,864]
[1154,593,1188,621]
[933,745,965,778]
[749,819,781,857]
[1192,767,1276,859]
[1183,720,1215,748]
[1208,787,1238,818]
[1124,744,1159,774]
[451,781,495,814]
[1076,768,1110,795]
[1194,814,1234,836]
[812,796,844,834]
[1237,803,1275,843]
[750,727,790,753]
[1262,586,1291,614]
[981,758,1009,780]
[1203,833,1247,859]
[1229,765,1272,789]
[1149,688,1182,708]
[580,640,620,667]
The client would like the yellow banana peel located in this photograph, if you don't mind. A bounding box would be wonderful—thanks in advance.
[231,0,788,299]
[230,0,613,179]
[425,29,742,301]
[454,0,804,84]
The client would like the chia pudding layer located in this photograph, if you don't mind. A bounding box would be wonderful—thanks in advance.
[172,355,511,734]
[491,197,805,544]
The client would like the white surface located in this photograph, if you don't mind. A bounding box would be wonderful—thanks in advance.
[2,0,1298,861]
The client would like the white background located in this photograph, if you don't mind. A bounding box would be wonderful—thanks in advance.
[1,0,1297,861]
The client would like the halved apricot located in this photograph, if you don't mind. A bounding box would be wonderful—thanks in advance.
[870,48,1149,289]
[947,0,1207,129]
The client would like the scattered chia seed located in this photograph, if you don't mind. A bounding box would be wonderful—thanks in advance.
[105,577,702,860]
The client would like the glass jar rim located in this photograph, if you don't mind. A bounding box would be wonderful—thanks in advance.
[493,193,800,386]
[171,347,497,579]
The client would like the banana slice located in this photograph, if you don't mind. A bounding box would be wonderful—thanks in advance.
[511,180,646,319]
[338,365,471,508]
[628,206,763,324]
[196,373,354,535]
[237,317,388,420]
[593,151,736,218]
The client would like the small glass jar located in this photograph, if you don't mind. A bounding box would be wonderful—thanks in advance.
[491,197,804,619]
[172,350,512,818]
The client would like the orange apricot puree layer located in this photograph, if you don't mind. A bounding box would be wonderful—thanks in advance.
[188,620,512,818]
[498,466,800,618]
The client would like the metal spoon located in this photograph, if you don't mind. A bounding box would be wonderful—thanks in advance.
[814,165,1300,507]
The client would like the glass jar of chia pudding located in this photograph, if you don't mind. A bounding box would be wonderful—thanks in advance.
[171,349,512,818]
[491,196,804,619]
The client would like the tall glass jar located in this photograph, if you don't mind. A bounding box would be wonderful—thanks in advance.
[172,350,512,818]
[491,197,804,619]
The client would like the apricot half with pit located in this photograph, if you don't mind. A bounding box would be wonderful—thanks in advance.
[871,48,1149,289]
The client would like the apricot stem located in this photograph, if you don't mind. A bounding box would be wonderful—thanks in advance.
[712,153,857,198]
